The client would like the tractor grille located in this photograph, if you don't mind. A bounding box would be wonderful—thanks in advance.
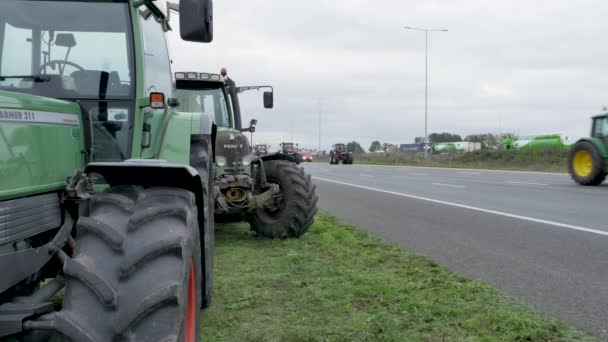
[0,193,61,247]
[215,132,252,171]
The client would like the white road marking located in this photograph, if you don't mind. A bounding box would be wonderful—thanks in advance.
[505,181,548,186]
[458,171,481,175]
[354,164,567,176]
[359,174,374,177]
[432,182,466,188]
[313,176,608,237]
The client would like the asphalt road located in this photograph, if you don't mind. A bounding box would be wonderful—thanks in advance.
[303,162,608,340]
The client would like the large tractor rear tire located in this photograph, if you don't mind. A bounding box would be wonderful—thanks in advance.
[569,141,606,186]
[47,187,203,342]
[190,135,215,308]
[248,161,318,238]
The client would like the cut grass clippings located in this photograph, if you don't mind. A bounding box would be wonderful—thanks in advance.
[200,212,594,341]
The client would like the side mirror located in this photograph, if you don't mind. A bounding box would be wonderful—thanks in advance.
[179,0,213,42]
[242,119,257,133]
[167,98,180,108]
[263,91,273,109]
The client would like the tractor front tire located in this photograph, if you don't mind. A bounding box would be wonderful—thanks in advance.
[52,186,203,342]
[345,154,354,165]
[248,161,318,238]
[569,141,606,186]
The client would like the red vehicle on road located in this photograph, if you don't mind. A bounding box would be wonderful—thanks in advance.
[301,151,313,162]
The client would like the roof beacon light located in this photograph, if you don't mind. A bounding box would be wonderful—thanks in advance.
[186,72,198,80]
[175,72,186,80]
[199,73,211,80]
[220,67,227,77]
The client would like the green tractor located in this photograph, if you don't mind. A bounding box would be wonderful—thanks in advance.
[0,0,216,340]
[174,70,318,238]
[569,114,608,185]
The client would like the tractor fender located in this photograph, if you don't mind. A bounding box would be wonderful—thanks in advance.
[192,112,217,161]
[85,160,207,214]
[261,152,299,163]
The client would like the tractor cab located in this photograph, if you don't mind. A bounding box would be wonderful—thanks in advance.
[281,142,297,154]
[334,143,346,152]
[254,144,269,155]
[591,114,608,144]
[173,72,233,129]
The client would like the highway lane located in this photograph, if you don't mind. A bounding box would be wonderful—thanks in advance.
[303,163,608,339]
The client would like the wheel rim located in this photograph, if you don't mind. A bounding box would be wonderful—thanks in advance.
[573,150,593,177]
[185,258,196,342]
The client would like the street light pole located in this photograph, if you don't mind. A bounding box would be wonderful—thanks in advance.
[404,26,448,158]
[424,30,428,157]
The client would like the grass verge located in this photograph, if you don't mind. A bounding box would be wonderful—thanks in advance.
[201,212,593,341]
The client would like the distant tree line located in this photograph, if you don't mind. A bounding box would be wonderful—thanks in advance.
[368,141,395,153]
[345,132,518,156]
[346,141,366,154]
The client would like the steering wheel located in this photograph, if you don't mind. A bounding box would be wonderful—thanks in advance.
[38,60,85,76]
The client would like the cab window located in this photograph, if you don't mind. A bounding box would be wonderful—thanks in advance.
[593,117,608,137]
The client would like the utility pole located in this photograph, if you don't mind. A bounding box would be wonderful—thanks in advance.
[404,26,448,158]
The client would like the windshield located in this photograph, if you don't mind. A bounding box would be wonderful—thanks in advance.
[593,117,608,138]
[0,1,134,100]
[174,87,233,128]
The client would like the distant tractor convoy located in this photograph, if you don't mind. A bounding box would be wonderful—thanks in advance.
[569,113,608,186]
[329,143,354,164]
[174,69,317,238]
[0,0,215,340]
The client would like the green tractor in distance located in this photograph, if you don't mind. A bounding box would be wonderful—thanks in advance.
[569,114,608,185]
[174,70,318,238]
[0,0,216,340]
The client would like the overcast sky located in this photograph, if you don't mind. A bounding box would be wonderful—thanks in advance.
[168,0,608,151]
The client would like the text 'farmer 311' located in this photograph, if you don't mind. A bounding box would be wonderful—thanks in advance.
[0,0,215,341]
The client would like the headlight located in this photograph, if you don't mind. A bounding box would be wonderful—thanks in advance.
[242,159,251,167]
[216,156,227,167]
